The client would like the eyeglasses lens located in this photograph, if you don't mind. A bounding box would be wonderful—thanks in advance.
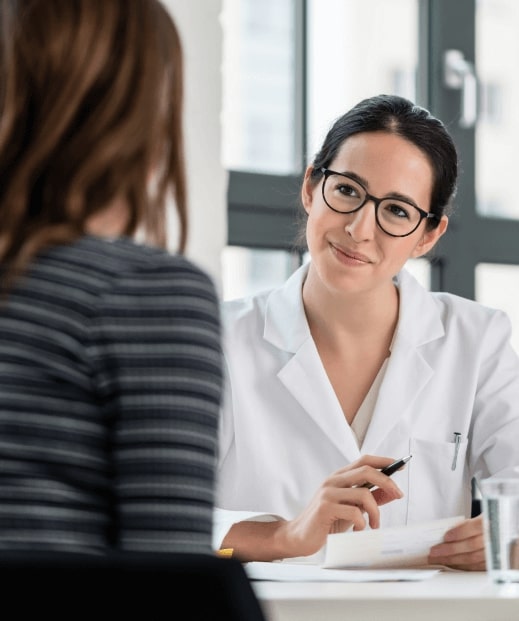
[323,173,423,236]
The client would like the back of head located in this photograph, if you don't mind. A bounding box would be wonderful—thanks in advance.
[0,0,186,283]
[310,94,458,223]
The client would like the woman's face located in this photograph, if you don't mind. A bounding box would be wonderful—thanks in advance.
[302,131,448,297]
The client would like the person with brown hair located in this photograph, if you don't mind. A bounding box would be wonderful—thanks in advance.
[0,0,223,556]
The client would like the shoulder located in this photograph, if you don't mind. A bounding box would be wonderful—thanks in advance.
[435,292,513,356]
[397,268,513,347]
[50,236,218,300]
[221,266,311,356]
[35,237,221,333]
[398,267,507,324]
[431,289,510,328]
[221,289,271,334]
[221,263,308,329]
[398,270,511,340]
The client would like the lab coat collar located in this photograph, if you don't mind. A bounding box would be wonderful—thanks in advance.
[263,263,445,351]
[263,263,311,352]
[263,263,446,456]
[392,268,445,347]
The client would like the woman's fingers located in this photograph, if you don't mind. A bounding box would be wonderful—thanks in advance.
[328,467,404,503]
[321,485,384,529]
[428,539,486,570]
[371,487,402,506]
[328,506,367,534]
[443,515,483,541]
[428,516,486,571]
[334,454,397,476]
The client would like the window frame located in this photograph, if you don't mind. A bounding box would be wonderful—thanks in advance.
[226,0,519,300]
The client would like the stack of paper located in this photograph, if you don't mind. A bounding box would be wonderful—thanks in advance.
[323,515,464,569]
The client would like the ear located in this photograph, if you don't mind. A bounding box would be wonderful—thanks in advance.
[301,166,315,215]
[411,215,449,258]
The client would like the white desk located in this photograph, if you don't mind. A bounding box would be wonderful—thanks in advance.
[253,572,519,621]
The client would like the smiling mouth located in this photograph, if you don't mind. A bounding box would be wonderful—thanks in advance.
[332,243,372,264]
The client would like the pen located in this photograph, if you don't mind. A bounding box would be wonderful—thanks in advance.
[451,432,461,471]
[359,454,412,490]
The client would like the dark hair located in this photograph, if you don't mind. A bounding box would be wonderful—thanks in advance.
[0,0,186,285]
[309,94,458,226]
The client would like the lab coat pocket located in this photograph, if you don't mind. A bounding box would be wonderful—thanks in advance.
[407,436,469,523]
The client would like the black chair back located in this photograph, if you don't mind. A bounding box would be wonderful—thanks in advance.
[0,551,268,620]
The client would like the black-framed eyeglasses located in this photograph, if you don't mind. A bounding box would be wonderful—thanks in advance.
[320,168,439,238]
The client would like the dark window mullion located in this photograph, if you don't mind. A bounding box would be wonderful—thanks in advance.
[426,0,477,297]
[227,171,303,249]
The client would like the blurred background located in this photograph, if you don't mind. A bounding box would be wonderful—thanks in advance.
[167,0,519,353]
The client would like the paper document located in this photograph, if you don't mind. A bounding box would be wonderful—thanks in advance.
[323,515,464,569]
[245,561,440,582]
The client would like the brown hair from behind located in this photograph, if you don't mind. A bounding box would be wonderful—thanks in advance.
[0,0,187,286]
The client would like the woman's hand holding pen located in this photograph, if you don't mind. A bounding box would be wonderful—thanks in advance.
[428,515,486,571]
[273,455,405,559]
[220,454,405,562]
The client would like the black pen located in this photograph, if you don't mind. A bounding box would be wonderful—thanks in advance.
[359,454,413,490]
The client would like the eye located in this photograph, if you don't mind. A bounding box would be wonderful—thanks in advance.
[336,182,360,199]
[383,201,411,220]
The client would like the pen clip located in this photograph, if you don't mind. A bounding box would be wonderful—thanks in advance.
[451,432,461,471]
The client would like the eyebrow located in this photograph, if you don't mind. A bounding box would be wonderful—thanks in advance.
[335,169,420,209]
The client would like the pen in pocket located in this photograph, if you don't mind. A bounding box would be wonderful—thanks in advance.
[451,432,461,471]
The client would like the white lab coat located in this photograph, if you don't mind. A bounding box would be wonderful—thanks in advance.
[213,264,519,549]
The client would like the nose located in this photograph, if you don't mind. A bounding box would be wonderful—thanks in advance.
[344,200,377,241]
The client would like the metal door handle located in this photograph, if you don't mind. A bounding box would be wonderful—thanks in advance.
[443,49,477,129]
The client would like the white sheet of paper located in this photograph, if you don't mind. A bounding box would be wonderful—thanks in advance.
[245,561,440,582]
[323,515,464,569]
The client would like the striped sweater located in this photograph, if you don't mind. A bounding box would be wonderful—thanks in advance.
[0,235,223,556]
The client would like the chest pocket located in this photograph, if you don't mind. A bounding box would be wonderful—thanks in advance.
[407,436,471,523]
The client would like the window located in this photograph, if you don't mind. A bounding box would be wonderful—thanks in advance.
[221,0,298,175]
[476,263,519,353]
[222,0,519,343]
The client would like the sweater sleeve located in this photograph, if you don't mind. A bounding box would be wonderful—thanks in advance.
[87,256,223,554]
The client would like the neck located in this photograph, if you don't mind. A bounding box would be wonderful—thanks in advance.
[302,267,400,349]
[85,197,130,238]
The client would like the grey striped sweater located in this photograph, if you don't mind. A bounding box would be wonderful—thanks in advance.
[0,235,223,556]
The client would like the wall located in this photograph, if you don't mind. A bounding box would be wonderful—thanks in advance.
[164,0,227,293]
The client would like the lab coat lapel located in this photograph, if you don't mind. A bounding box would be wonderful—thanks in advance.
[277,339,361,458]
[360,342,434,454]
[264,265,361,459]
[361,269,445,454]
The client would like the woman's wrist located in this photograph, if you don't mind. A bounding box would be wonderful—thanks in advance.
[222,518,290,562]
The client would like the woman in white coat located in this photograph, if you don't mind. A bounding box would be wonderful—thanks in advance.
[214,94,519,569]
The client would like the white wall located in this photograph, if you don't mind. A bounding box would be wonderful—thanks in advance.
[164,0,227,294]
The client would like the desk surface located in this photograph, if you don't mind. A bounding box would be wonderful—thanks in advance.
[253,571,519,621]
